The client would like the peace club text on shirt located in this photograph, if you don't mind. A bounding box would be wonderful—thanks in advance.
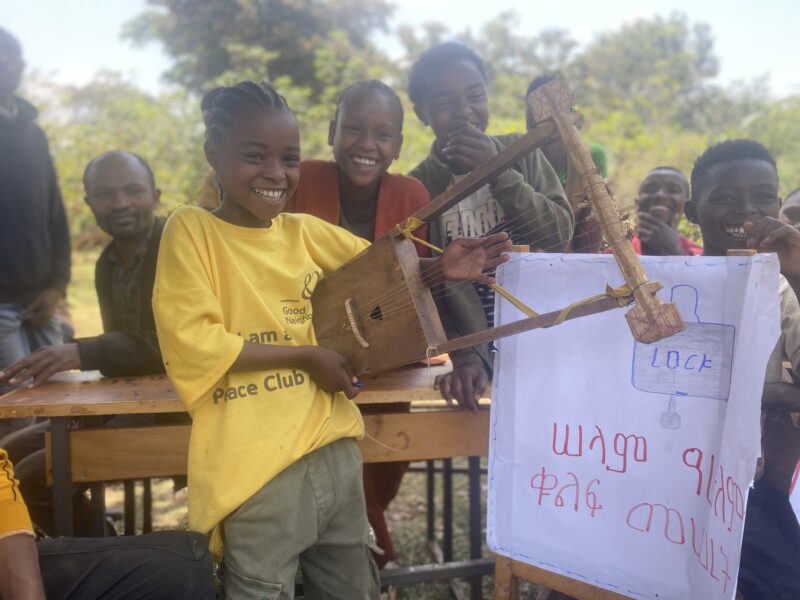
[212,271,320,404]
[212,321,308,404]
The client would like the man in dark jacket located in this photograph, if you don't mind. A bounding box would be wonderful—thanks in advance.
[0,28,70,433]
[0,151,164,386]
[0,151,170,535]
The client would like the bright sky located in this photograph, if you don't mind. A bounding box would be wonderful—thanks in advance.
[6,0,799,98]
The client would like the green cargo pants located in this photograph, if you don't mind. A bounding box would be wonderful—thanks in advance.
[222,437,380,600]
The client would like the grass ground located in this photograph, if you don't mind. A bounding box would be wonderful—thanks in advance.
[69,250,540,599]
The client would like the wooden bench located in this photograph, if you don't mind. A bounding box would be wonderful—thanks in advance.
[0,365,493,598]
[494,555,632,599]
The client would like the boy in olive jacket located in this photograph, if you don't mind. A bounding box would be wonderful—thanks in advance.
[408,42,572,409]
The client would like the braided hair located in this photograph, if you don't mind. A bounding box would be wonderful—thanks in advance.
[334,80,404,131]
[202,82,292,146]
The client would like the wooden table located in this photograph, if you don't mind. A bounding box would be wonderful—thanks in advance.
[0,365,493,596]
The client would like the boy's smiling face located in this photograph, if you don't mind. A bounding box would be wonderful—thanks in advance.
[206,106,301,227]
[686,159,780,256]
[636,169,689,227]
[414,59,489,144]
[328,88,402,193]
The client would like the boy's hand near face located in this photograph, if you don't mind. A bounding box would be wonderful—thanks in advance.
[745,217,800,276]
[441,124,497,174]
[435,363,489,412]
[638,210,683,256]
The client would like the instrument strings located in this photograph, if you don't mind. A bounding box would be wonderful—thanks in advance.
[317,205,635,330]
[327,203,595,321]
[323,208,620,327]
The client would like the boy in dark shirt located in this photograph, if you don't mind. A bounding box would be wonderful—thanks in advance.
[685,139,800,599]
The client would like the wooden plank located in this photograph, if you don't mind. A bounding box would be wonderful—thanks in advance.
[494,555,519,600]
[505,557,632,600]
[436,295,625,356]
[359,408,489,463]
[0,365,482,419]
[0,373,183,419]
[55,409,490,483]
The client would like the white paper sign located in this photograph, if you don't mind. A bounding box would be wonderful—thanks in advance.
[488,254,781,600]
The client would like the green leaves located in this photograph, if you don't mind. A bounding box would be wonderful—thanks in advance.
[22,7,798,250]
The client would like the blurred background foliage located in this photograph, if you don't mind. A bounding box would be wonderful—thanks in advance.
[22,1,800,248]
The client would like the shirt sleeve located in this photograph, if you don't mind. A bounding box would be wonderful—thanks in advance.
[779,278,800,376]
[152,211,244,410]
[488,144,573,253]
[301,217,371,276]
[76,330,164,377]
[0,449,34,539]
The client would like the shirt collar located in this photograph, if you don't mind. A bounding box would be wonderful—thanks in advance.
[108,220,156,268]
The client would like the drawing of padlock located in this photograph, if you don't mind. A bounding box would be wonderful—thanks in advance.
[632,285,735,402]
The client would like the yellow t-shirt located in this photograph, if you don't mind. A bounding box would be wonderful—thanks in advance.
[0,448,34,540]
[153,207,370,543]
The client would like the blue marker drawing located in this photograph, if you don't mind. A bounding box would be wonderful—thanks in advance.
[631,285,735,402]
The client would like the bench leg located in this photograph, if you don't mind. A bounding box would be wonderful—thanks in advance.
[124,480,136,534]
[443,458,453,562]
[51,417,73,536]
[468,456,483,600]
[143,478,152,533]
[90,482,106,536]
[495,555,519,600]
[426,460,435,542]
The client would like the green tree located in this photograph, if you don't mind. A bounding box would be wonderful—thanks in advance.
[570,12,720,129]
[24,73,206,247]
[124,0,393,96]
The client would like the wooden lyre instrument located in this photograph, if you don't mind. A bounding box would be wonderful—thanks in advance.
[312,78,686,376]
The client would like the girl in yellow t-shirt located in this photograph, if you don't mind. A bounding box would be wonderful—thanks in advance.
[153,81,510,599]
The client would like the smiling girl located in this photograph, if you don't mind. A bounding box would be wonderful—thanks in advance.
[152,81,511,599]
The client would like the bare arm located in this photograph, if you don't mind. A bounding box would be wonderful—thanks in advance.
[0,534,45,600]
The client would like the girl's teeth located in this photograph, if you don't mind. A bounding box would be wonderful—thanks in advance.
[253,189,284,203]
[353,157,377,166]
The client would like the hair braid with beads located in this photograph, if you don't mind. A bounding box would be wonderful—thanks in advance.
[202,82,292,146]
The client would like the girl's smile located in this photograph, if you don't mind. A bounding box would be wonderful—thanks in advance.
[206,106,301,228]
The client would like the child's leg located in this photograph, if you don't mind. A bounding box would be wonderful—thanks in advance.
[299,439,380,600]
[222,456,320,599]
